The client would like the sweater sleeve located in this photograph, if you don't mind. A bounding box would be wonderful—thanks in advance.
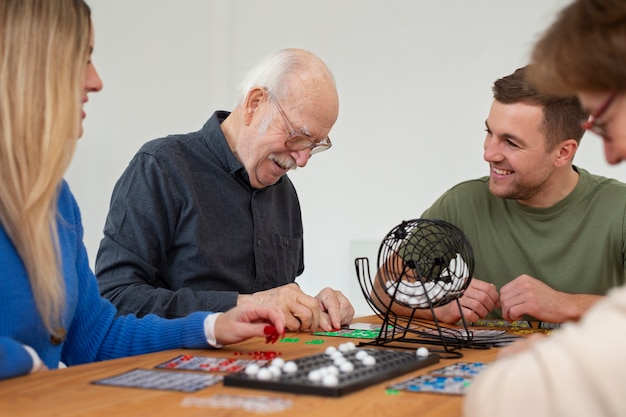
[60,185,212,367]
[0,337,33,379]
[464,284,626,417]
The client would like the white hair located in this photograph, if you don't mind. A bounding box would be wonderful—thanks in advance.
[237,48,335,104]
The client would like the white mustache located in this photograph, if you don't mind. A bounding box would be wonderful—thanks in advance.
[269,153,297,170]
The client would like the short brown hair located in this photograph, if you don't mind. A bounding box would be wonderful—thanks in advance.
[529,0,626,95]
[493,66,586,150]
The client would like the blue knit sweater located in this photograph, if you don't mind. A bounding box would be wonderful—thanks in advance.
[0,181,211,380]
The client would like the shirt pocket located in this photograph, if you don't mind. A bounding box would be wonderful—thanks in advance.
[269,234,303,284]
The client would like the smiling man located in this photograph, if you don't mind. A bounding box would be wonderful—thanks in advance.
[95,48,354,332]
[406,66,626,325]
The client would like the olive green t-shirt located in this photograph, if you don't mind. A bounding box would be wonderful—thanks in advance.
[421,167,626,319]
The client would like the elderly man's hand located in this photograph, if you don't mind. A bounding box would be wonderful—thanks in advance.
[238,284,355,332]
[314,287,355,331]
[239,283,321,331]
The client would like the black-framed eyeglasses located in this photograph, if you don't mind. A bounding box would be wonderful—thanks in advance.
[582,93,616,138]
[266,90,332,155]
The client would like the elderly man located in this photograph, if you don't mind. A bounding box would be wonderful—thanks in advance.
[96,48,354,332]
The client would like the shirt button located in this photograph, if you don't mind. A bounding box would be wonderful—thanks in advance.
[50,328,67,346]
[256,239,262,246]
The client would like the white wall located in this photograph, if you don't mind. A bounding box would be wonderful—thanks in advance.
[69,0,626,317]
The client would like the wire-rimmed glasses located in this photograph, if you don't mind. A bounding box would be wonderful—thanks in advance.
[266,90,332,155]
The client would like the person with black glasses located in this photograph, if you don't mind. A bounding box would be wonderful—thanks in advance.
[96,49,354,332]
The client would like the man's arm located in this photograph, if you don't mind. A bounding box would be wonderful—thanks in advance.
[371,254,499,323]
[96,152,238,317]
[499,274,604,323]
[237,284,354,332]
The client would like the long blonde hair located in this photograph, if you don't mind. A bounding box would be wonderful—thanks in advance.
[0,0,91,338]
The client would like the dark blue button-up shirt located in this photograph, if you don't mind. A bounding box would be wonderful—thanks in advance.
[96,111,304,318]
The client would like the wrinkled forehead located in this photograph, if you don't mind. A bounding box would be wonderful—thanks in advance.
[283,80,339,137]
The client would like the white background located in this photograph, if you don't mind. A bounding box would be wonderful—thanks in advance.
[69,0,626,316]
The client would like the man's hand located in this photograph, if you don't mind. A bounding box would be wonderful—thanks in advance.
[499,274,602,323]
[432,278,500,323]
[239,283,321,331]
[214,302,286,346]
[314,287,355,331]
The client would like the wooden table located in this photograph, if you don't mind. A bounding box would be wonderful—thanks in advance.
[0,318,502,417]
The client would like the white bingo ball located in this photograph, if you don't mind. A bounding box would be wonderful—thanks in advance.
[334,356,347,366]
[325,346,338,355]
[396,293,410,304]
[398,281,412,295]
[244,363,260,376]
[308,369,322,382]
[355,350,368,360]
[330,351,344,360]
[339,361,355,373]
[362,355,376,366]
[283,361,298,374]
[416,347,430,358]
[326,365,339,376]
[271,357,285,368]
[322,374,339,387]
[256,368,272,380]
[268,365,282,378]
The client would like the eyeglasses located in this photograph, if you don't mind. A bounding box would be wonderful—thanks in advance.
[582,93,616,138]
[266,90,332,155]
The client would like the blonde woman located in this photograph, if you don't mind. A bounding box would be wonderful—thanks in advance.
[0,0,285,381]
